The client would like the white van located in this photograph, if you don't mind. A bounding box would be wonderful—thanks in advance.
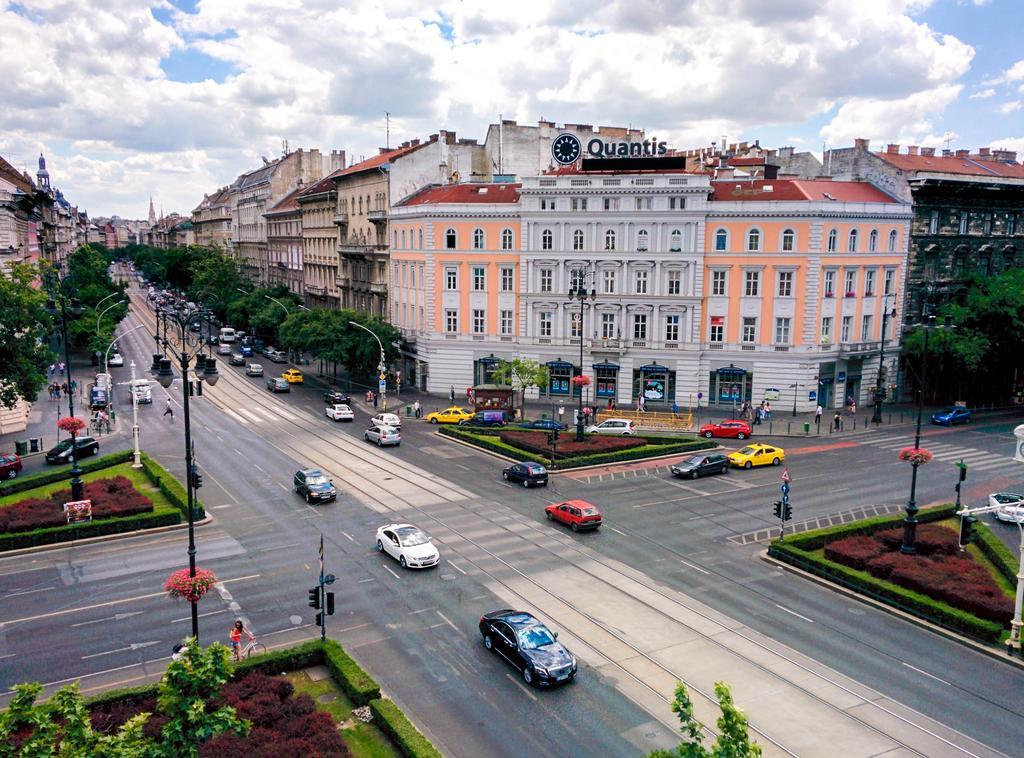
[219,327,236,343]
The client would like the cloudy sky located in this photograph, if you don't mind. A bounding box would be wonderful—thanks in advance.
[2,0,1022,219]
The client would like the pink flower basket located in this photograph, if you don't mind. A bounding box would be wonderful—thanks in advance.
[898,447,934,465]
[57,416,86,435]
[571,375,591,387]
[164,568,218,603]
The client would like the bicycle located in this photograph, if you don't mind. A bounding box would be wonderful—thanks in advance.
[240,638,267,659]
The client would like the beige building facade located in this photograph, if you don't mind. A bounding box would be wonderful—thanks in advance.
[297,173,340,307]
[191,187,233,248]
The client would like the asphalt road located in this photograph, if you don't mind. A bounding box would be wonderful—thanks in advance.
[2,276,1023,756]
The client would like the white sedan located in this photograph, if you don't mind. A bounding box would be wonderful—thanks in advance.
[325,403,355,421]
[371,412,402,429]
[108,353,124,367]
[375,524,440,569]
[990,492,1024,522]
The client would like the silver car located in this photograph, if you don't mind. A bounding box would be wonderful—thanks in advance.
[364,424,401,447]
[245,363,264,377]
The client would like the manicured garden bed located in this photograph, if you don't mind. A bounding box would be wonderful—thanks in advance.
[768,504,1016,643]
[440,426,713,469]
[0,452,202,551]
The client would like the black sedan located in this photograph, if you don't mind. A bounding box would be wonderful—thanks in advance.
[293,468,337,504]
[502,461,549,488]
[670,453,729,479]
[479,610,577,686]
[45,436,99,464]
[323,389,352,405]
[518,418,568,432]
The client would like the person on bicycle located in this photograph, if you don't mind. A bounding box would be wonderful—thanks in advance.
[229,619,255,661]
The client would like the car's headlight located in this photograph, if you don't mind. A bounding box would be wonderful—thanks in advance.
[532,664,548,676]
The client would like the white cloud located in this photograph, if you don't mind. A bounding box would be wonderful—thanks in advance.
[983,59,1024,86]
[969,88,996,98]
[998,101,1023,114]
[0,0,986,217]
[989,136,1024,154]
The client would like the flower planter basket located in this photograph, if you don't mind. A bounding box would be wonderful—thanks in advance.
[57,416,86,435]
[898,447,934,465]
[165,568,218,602]
[845,292,857,298]
[571,376,591,388]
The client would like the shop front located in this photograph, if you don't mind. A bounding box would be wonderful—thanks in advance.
[815,362,836,408]
[473,354,503,385]
[709,365,752,408]
[593,362,619,402]
[632,363,676,407]
[543,359,581,398]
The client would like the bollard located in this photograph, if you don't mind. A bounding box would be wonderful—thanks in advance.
[888,413,892,425]
[787,422,791,435]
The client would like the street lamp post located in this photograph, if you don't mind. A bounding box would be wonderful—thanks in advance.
[568,276,596,442]
[129,360,142,468]
[872,292,898,425]
[789,383,803,417]
[349,321,386,411]
[155,309,220,641]
[46,270,85,501]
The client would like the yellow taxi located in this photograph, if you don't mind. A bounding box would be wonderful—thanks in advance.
[425,406,474,424]
[727,443,786,469]
[281,369,304,384]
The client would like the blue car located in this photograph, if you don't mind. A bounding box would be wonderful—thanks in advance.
[240,344,253,357]
[931,406,972,426]
[518,418,568,432]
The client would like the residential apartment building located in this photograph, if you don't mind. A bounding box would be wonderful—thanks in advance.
[298,173,339,307]
[0,154,41,273]
[265,187,304,295]
[704,178,911,411]
[191,187,233,248]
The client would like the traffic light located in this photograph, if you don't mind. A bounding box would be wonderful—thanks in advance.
[782,502,792,522]
[957,461,968,482]
[326,592,335,616]
[315,612,324,626]
[189,465,203,489]
[959,514,977,546]
[308,587,320,609]
[773,501,783,519]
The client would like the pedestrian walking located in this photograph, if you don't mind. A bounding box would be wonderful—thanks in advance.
[449,385,455,403]
[672,401,679,415]
[62,382,69,397]
[48,363,56,378]
[815,404,823,429]
[58,362,65,377]
[558,404,565,422]
[833,411,842,432]
[607,397,614,410]
[163,398,174,420]
[413,400,421,418]
[850,400,856,416]
[764,401,772,422]
[372,391,379,409]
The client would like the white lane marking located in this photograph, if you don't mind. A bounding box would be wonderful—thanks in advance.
[383,564,401,580]
[447,559,467,575]
[253,464,267,474]
[0,653,14,660]
[902,662,952,685]
[506,672,538,701]
[251,407,279,422]
[233,448,245,456]
[171,608,228,623]
[678,559,711,575]
[775,604,815,623]
[358,578,375,583]
[274,407,298,420]
[222,408,248,424]
[70,611,145,628]
[435,610,461,634]
[211,504,233,509]
[606,526,627,536]
[409,607,437,615]
[82,640,161,660]
[341,531,355,542]
[338,622,372,633]
[238,409,262,423]
[277,482,289,491]
[3,586,55,598]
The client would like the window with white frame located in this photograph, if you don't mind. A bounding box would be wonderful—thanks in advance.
[445,267,458,290]
[603,197,619,211]
[418,229,423,249]
[541,229,553,250]
[602,269,615,294]
[714,229,728,251]
[824,269,836,296]
[781,228,795,251]
[744,270,759,296]
[410,265,416,287]
[401,229,406,248]
[865,269,876,296]
[569,268,585,292]
[445,228,456,249]
[501,228,513,250]
[500,266,514,292]
[742,317,757,344]
[711,270,727,296]
[570,313,582,338]
[820,316,833,343]
[604,229,617,250]
[634,269,648,294]
[539,268,552,292]
[445,309,458,333]
[929,210,939,234]
[777,271,793,297]
[539,311,552,337]
[500,310,513,335]
[868,229,878,252]
[665,314,680,342]
[472,266,485,291]
[861,314,873,341]
[601,312,616,339]
[848,228,858,252]
[636,229,649,251]
[632,313,648,340]
[635,197,652,210]
[841,315,851,342]
[775,317,791,345]
[827,228,837,252]
[746,228,761,252]
[667,270,681,295]
[709,320,724,342]
[884,268,894,294]
[571,197,587,211]
[472,309,485,334]
[669,229,682,252]
[669,196,685,210]
[844,270,856,295]
[472,228,484,249]
[959,211,969,234]
[888,229,898,252]
[572,229,584,250]
[540,197,556,211]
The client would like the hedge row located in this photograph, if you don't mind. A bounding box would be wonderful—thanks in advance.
[0,450,133,497]
[370,698,443,758]
[775,504,958,551]
[973,526,1019,588]
[139,452,205,521]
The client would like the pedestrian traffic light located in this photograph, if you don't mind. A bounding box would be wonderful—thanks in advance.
[308,587,320,609]
[326,591,335,616]
[189,465,203,489]
[959,514,977,546]
[957,461,968,482]
[782,502,792,522]
[773,501,783,519]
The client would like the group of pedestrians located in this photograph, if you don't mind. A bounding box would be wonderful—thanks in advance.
[47,362,66,378]
[364,389,380,408]
[738,400,773,425]
[47,382,73,400]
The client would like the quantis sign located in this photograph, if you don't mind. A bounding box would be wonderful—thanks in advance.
[551,133,668,165]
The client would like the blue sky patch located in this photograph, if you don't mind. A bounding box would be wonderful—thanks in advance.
[160,46,235,84]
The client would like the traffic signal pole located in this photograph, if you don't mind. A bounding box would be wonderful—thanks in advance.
[310,534,336,642]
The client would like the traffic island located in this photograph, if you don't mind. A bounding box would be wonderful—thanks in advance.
[767,504,1018,646]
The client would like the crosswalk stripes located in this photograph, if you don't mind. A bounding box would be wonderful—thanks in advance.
[221,407,249,424]
[854,433,1019,473]
[238,408,263,423]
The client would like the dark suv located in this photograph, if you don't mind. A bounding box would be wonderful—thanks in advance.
[45,436,99,464]
[293,468,337,504]
[323,389,352,405]
[670,453,729,479]
[479,609,577,686]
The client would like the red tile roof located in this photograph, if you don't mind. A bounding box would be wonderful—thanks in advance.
[397,183,521,207]
[336,143,426,178]
[726,157,767,166]
[265,185,305,214]
[875,152,1024,179]
[711,179,898,203]
[543,163,703,176]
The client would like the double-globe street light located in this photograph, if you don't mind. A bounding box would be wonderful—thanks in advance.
[568,275,597,442]
[45,268,85,501]
[154,307,220,640]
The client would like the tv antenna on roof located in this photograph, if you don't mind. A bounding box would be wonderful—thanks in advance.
[944,132,954,150]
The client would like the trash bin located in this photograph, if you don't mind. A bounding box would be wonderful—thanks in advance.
[803,422,811,434]
[405,404,412,417]
[29,437,43,453]
[15,440,28,456]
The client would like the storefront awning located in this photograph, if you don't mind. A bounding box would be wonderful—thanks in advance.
[716,366,747,377]
[477,355,501,365]
[546,360,573,369]
[592,362,620,370]
[639,364,666,372]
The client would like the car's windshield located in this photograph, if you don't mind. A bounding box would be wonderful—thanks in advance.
[305,474,329,486]
[54,439,72,451]
[518,625,556,650]
[396,527,430,546]
[685,455,704,465]
[738,446,756,455]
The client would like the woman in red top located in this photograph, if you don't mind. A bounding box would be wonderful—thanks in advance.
[229,619,255,661]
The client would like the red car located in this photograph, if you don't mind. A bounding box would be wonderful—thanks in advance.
[1,454,23,480]
[699,420,752,440]
[545,499,602,532]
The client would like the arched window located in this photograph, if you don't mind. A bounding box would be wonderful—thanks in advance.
[868,229,878,252]
[358,197,363,214]
[572,229,584,251]
[417,228,423,249]
[445,228,457,249]
[604,229,617,251]
[636,229,649,252]
[501,228,513,250]
[781,229,795,252]
[888,229,898,252]
[669,229,682,252]
[827,228,837,252]
[401,229,406,248]
[541,229,553,250]
[746,228,761,252]
[473,228,484,249]
[714,229,728,251]
[848,228,858,252]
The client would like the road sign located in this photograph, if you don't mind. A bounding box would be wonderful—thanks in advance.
[378,380,386,393]
[781,482,790,496]
[781,467,792,483]
[324,574,336,585]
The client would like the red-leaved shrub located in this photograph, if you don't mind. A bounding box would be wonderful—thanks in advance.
[0,476,153,534]
[823,535,884,570]
[874,524,959,556]
[499,429,644,458]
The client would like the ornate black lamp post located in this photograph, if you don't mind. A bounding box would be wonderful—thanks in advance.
[872,292,898,425]
[45,269,85,501]
[567,275,596,442]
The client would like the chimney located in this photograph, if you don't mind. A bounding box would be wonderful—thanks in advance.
[920,147,935,157]
[763,164,779,180]
[992,148,1018,163]
[906,145,919,156]
[977,147,991,157]
[955,149,969,157]
[854,138,870,151]
[942,149,953,157]
[886,144,899,154]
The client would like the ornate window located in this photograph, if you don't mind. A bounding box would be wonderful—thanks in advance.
[781,229,795,252]
[868,229,878,252]
[573,229,585,251]
[888,229,898,252]
[827,229,837,252]
[473,228,485,249]
[636,229,649,252]
[669,229,682,252]
[541,229,553,250]
[501,228,513,250]
[848,229,858,252]
[746,228,761,252]
[714,229,728,251]
[604,229,617,251]
[445,228,457,249]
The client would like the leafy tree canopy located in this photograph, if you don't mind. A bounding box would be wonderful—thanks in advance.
[649,681,761,758]
[492,358,549,417]
[0,264,53,409]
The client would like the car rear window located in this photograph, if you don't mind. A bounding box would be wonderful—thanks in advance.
[581,507,599,516]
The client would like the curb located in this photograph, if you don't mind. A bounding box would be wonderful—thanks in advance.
[758,548,1024,671]
[0,513,214,558]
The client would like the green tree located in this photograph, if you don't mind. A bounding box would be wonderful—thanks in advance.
[492,358,549,417]
[0,264,54,408]
[189,250,244,322]
[650,681,761,758]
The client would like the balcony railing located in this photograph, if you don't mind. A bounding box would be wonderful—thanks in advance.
[367,209,387,223]
[339,242,387,256]
[838,340,884,356]
[332,211,348,226]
